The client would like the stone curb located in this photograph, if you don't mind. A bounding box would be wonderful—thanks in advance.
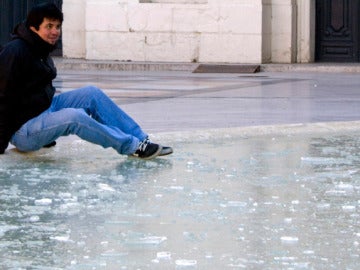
[54,57,360,73]
[54,57,197,72]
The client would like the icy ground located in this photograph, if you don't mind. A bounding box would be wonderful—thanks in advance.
[0,127,359,269]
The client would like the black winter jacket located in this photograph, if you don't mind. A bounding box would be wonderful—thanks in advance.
[0,23,57,154]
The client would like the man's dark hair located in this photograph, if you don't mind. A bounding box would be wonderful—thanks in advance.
[26,3,63,30]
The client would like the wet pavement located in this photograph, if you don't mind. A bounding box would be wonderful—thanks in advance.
[1,67,360,269]
[54,70,360,132]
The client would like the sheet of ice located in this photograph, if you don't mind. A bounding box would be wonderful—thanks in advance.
[0,131,359,269]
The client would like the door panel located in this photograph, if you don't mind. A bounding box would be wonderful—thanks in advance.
[316,0,360,62]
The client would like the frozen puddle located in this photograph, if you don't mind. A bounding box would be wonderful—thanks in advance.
[0,125,360,269]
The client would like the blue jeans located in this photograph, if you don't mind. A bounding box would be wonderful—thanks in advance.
[10,86,148,155]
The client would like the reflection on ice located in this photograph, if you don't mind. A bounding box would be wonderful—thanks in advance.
[0,130,360,269]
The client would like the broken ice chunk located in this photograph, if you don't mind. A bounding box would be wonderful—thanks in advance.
[34,198,52,206]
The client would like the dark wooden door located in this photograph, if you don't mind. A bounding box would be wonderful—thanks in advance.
[316,0,360,62]
[0,0,62,55]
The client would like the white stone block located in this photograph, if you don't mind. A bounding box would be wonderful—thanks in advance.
[296,0,315,63]
[149,0,207,3]
[271,0,297,63]
[62,0,86,58]
[218,5,263,34]
[143,33,201,62]
[86,2,128,31]
[128,5,173,32]
[208,0,261,4]
[272,5,293,34]
[172,6,218,33]
[199,34,263,63]
[86,32,146,60]
[86,31,201,62]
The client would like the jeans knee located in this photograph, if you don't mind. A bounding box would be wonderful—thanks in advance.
[58,108,90,136]
[62,108,88,123]
[85,86,104,97]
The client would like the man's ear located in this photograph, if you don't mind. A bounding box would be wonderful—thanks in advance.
[29,26,36,33]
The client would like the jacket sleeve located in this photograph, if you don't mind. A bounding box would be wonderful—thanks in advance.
[0,93,10,154]
[0,45,24,154]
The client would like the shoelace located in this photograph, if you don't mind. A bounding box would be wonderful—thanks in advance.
[138,139,150,152]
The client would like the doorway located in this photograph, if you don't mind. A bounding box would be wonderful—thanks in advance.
[315,0,360,62]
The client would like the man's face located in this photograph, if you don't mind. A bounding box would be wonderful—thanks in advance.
[30,18,61,45]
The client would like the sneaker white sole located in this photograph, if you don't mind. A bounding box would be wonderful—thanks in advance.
[130,145,163,160]
[159,146,173,156]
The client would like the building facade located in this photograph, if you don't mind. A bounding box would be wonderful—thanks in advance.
[62,0,314,64]
[1,1,359,64]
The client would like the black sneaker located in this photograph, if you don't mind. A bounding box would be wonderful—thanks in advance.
[132,139,162,159]
[159,146,173,156]
[143,138,173,157]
